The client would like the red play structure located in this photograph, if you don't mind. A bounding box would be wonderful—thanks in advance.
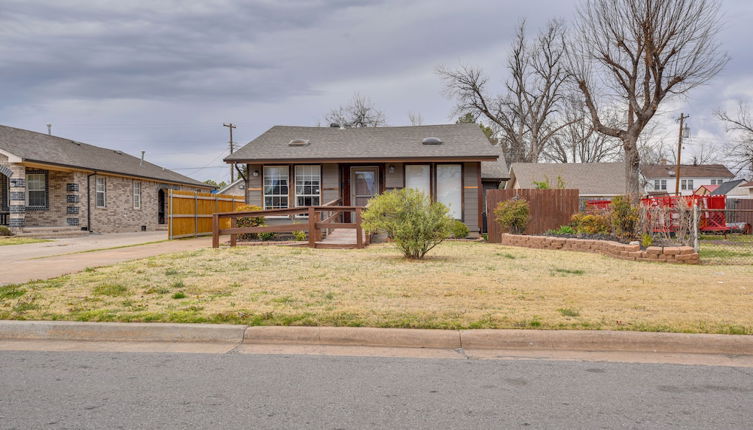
[640,195,728,233]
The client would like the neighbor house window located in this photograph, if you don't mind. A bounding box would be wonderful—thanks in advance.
[263,166,289,209]
[295,165,320,207]
[711,179,724,185]
[133,181,141,209]
[654,179,667,191]
[26,170,48,209]
[96,177,107,208]
[681,179,694,191]
[436,164,462,219]
[405,164,431,197]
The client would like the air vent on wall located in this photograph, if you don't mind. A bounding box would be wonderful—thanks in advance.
[422,137,442,145]
[288,139,310,147]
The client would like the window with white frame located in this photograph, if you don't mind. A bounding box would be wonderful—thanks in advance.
[405,164,431,197]
[263,166,289,209]
[436,164,462,219]
[133,181,142,209]
[654,179,667,191]
[26,171,47,208]
[95,177,107,208]
[711,179,724,185]
[681,179,694,191]
[295,165,320,207]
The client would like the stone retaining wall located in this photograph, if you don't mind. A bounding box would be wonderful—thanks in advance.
[500,233,700,264]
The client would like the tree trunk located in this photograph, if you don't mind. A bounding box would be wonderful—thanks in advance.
[623,134,642,203]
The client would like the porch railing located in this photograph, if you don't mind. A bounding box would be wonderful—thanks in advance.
[211,199,367,249]
[0,211,8,227]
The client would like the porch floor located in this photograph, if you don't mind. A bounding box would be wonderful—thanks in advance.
[315,229,368,249]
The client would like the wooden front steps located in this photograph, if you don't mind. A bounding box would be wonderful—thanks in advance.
[314,228,368,249]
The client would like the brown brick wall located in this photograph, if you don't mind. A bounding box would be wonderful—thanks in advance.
[500,233,700,265]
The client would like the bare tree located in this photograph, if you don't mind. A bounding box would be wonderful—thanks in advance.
[439,20,570,163]
[408,112,423,126]
[717,102,753,176]
[325,93,386,127]
[569,0,728,199]
[544,94,622,163]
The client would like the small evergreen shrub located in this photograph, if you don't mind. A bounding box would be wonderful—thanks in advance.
[234,204,265,240]
[0,226,11,236]
[641,233,654,248]
[258,232,275,241]
[292,230,307,241]
[362,188,454,259]
[570,213,611,235]
[493,199,530,234]
[546,225,575,236]
[450,220,470,239]
[609,195,639,240]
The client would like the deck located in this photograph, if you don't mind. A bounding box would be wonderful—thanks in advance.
[315,228,369,249]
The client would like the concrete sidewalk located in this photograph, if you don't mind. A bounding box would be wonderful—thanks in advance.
[1,235,210,285]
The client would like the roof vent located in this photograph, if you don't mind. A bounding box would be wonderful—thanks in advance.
[114,150,124,155]
[288,139,310,147]
[422,137,442,145]
[329,123,340,128]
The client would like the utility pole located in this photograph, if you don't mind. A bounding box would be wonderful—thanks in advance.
[223,123,237,183]
[674,113,690,196]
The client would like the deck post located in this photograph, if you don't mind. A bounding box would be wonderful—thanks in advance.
[212,214,219,248]
[308,206,317,248]
[230,215,237,247]
[355,207,363,248]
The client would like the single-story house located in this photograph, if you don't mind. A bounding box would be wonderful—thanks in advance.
[642,163,735,196]
[0,125,212,234]
[217,178,246,197]
[714,179,752,199]
[506,162,627,207]
[224,124,507,235]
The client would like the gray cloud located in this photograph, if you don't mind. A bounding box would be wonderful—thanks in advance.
[1,0,751,182]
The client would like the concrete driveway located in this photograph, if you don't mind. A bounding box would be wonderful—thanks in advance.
[1,232,210,285]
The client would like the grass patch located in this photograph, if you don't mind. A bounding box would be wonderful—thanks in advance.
[92,284,129,297]
[0,237,51,246]
[5,242,753,334]
[172,292,187,299]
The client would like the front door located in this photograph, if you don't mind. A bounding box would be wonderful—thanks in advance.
[350,167,380,207]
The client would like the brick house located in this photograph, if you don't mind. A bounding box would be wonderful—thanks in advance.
[0,125,212,235]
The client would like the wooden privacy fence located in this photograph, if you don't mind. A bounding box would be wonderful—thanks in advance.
[212,201,368,249]
[486,189,579,242]
[168,190,245,239]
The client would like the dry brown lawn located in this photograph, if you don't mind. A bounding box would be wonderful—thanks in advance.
[2,241,752,334]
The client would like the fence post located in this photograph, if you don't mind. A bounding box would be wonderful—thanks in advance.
[355,207,363,248]
[692,202,700,252]
[230,215,237,247]
[308,207,316,248]
[212,214,219,248]
[193,191,199,238]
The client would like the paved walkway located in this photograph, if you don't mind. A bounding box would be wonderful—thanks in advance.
[1,232,210,285]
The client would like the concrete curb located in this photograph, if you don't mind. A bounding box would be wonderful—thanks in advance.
[0,321,246,344]
[244,326,462,349]
[1,321,752,355]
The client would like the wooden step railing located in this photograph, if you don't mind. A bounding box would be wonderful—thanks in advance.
[212,200,367,249]
[0,211,9,226]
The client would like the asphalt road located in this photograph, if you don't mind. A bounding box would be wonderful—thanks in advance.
[1,351,752,429]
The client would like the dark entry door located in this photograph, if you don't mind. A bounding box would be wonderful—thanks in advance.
[158,189,166,224]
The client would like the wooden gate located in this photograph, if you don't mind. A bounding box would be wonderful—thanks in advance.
[168,190,245,239]
[486,189,579,242]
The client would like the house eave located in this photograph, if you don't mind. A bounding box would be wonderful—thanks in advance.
[224,155,499,164]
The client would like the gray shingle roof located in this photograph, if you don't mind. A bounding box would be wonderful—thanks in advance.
[641,164,734,179]
[225,124,500,162]
[710,179,746,196]
[508,162,626,196]
[481,145,509,180]
[0,125,210,188]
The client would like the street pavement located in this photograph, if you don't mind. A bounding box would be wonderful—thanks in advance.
[1,350,752,429]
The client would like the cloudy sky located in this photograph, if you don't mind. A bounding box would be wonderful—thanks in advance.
[2,0,752,183]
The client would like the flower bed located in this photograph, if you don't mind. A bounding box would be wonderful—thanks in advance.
[500,233,700,264]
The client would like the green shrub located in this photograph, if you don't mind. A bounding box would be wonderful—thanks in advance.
[361,188,454,259]
[547,225,575,236]
[0,226,12,236]
[493,199,530,234]
[609,195,639,240]
[292,230,307,241]
[450,220,470,239]
[570,213,610,235]
[235,204,265,240]
[641,233,654,248]
[258,232,275,241]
